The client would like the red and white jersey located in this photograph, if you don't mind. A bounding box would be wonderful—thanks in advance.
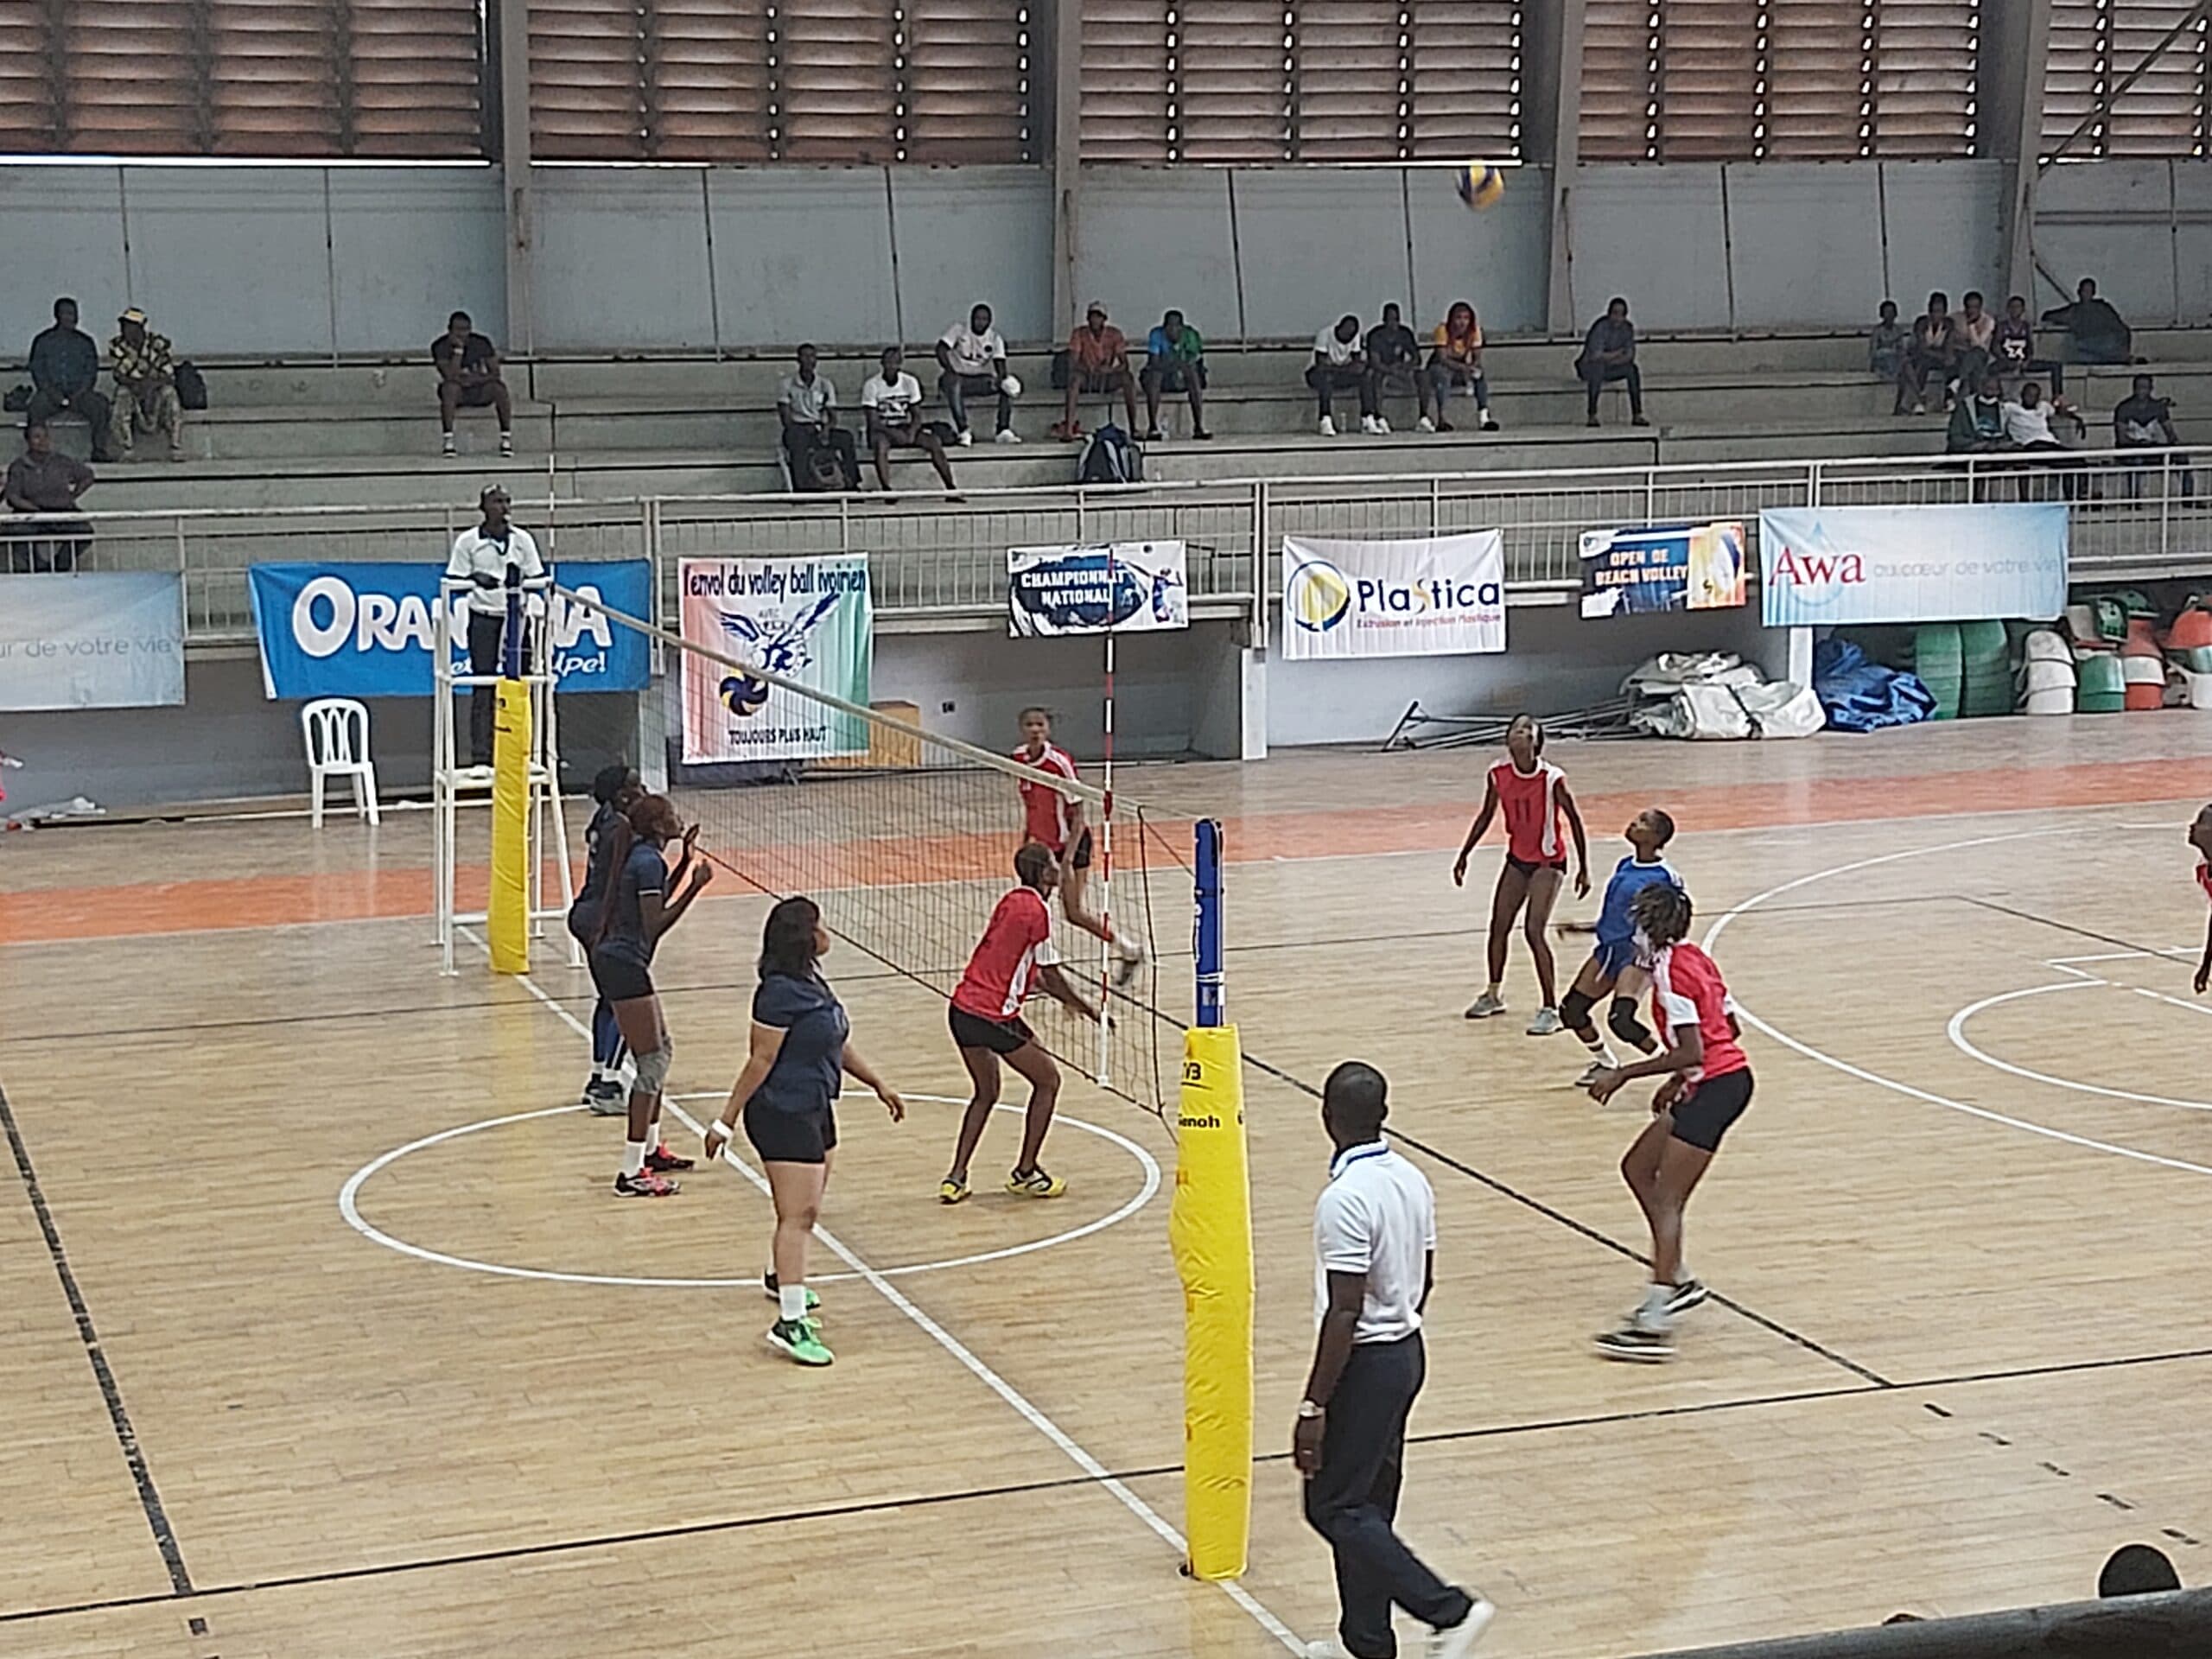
[1488,758,1567,864]
[2197,860,2211,906]
[1649,941,1749,1086]
[952,886,1062,1020]
[1013,741,1081,854]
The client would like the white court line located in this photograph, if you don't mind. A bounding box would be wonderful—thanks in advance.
[1946,981,2212,1117]
[2046,947,2197,966]
[455,925,1306,1654]
[1706,825,2212,1179]
[2134,986,2212,1019]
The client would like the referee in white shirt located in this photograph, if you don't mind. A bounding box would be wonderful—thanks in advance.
[1297,1061,1493,1659]
[444,485,544,766]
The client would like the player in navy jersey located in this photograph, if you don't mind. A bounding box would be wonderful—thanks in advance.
[1556,808,1680,1086]
[569,762,645,1112]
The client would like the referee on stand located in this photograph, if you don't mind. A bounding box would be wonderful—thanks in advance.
[443,484,544,768]
[1296,1060,1494,1659]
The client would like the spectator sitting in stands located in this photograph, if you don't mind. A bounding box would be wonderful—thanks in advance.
[777,343,860,493]
[1946,372,2008,454]
[2100,1544,2181,1598]
[433,310,514,458]
[1363,302,1421,435]
[937,302,1018,446]
[1424,300,1498,433]
[1308,314,1379,437]
[1956,290,1995,395]
[2043,276,2133,366]
[861,346,957,495]
[2002,379,2089,500]
[1867,299,1906,386]
[4,421,95,573]
[1140,309,1210,442]
[27,298,113,461]
[1899,290,1961,416]
[1056,300,1139,442]
[1577,296,1646,428]
[107,308,185,463]
[1993,295,2066,396]
[2114,372,2190,501]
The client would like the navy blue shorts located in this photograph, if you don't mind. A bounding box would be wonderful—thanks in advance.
[1593,936,1639,981]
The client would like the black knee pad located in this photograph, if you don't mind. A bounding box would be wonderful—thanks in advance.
[1560,987,1598,1031]
[1608,996,1652,1047]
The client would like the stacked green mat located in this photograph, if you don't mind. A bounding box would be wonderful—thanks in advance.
[1956,620,2014,718]
[2076,651,2127,713]
[1910,623,1963,721]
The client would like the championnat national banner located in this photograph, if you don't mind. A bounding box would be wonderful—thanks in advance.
[1758,505,2069,626]
[0,571,185,710]
[247,560,652,698]
[678,554,873,764]
[1580,522,1747,620]
[1007,539,1190,637]
[1280,531,1506,660]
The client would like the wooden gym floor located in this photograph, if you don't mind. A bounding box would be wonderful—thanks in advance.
[4,715,2212,1658]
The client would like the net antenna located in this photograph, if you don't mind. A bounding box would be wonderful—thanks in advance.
[431,569,577,976]
[558,581,1187,1120]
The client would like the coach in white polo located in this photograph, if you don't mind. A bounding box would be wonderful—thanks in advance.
[1296,1060,1494,1659]
[444,484,544,768]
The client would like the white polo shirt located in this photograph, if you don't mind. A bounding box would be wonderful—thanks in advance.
[445,524,545,617]
[1313,1141,1435,1344]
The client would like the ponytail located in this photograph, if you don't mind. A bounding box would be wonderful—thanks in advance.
[591,813,638,949]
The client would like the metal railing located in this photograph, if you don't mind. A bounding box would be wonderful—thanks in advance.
[5,447,2202,645]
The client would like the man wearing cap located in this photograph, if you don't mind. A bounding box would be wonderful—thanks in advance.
[107,308,185,461]
[1057,299,1139,442]
[444,484,546,768]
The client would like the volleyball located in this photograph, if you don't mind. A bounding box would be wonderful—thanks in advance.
[1454,162,1507,211]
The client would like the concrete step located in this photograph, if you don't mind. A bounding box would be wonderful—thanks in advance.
[77,452,783,514]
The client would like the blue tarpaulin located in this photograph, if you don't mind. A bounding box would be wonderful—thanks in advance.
[1812,637,1938,733]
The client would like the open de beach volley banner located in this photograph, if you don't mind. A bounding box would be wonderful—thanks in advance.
[678,554,873,765]
[1007,539,1190,637]
[1758,504,2069,626]
[1580,521,1747,620]
[1280,531,1507,660]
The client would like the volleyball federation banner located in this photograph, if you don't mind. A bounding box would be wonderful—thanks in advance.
[1007,539,1190,637]
[678,555,873,764]
[0,572,184,710]
[1281,531,1506,660]
[1758,505,2069,626]
[1580,522,1747,620]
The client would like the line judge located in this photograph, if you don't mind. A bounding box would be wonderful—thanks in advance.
[444,484,544,769]
[1296,1059,1494,1659]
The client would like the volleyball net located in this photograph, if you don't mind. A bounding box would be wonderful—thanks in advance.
[557,582,1192,1121]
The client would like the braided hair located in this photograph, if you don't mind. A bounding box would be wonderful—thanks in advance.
[1630,880,1694,949]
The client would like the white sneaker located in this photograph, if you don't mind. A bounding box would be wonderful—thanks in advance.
[1525,1007,1564,1037]
[1427,1597,1497,1659]
[1574,1056,1616,1088]
[1463,991,1505,1020]
[1417,416,1437,433]
[995,429,1021,444]
[1372,415,1391,435]
[1318,416,1338,437]
[957,429,975,447]
[441,434,456,456]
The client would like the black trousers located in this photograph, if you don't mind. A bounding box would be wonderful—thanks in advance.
[467,609,506,766]
[1306,364,1378,420]
[783,423,861,490]
[1302,1332,1471,1659]
[1580,359,1644,418]
[26,386,114,458]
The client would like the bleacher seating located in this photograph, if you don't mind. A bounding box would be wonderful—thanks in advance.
[19,329,2212,515]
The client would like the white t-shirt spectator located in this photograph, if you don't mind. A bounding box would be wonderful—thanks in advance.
[1313,324,1359,368]
[862,371,924,425]
[2002,400,2058,446]
[939,321,1006,378]
[445,524,544,617]
[1312,1141,1435,1344]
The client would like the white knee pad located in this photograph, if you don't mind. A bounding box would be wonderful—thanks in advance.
[632,1042,671,1096]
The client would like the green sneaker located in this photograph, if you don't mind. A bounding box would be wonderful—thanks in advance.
[766,1317,834,1367]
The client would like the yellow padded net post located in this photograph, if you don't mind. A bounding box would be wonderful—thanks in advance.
[486,677,531,974]
[1171,1022,1254,1580]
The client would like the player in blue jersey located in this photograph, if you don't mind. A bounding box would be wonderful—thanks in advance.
[1557,807,1681,1087]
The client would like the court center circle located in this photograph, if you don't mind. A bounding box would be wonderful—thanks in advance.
[338,1091,1161,1289]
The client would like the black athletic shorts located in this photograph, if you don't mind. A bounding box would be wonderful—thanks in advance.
[588,942,654,1002]
[1505,853,1567,878]
[1069,827,1094,870]
[1669,1068,1753,1153]
[743,1096,838,1165]
[949,1002,1036,1055]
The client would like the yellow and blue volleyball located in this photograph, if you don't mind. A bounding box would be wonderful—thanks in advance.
[1454,162,1507,211]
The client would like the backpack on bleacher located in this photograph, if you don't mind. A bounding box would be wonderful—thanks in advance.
[1077,423,1142,486]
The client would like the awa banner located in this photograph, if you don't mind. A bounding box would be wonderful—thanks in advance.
[1007,539,1190,637]
[1580,521,1747,619]
[1280,531,1506,660]
[1758,505,2069,626]
[0,572,185,710]
[678,554,873,764]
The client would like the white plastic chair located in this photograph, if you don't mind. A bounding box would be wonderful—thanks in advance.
[301,697,381,828]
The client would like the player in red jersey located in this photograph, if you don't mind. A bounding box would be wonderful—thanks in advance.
[1584,881,1751,1362]
[938,841,1105,1205]
[1013,707,1145,988]
[1452,714,1591,1033]
[2191,804,2212,995]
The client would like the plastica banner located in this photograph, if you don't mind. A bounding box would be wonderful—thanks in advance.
[248,560,652,699]
[1580,521,1747,620]
[1007,539,1191,637]
[0,572,185,711]
[678,555,874,764]
[1758,505,2069,626]
[1280,531,1507,660]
